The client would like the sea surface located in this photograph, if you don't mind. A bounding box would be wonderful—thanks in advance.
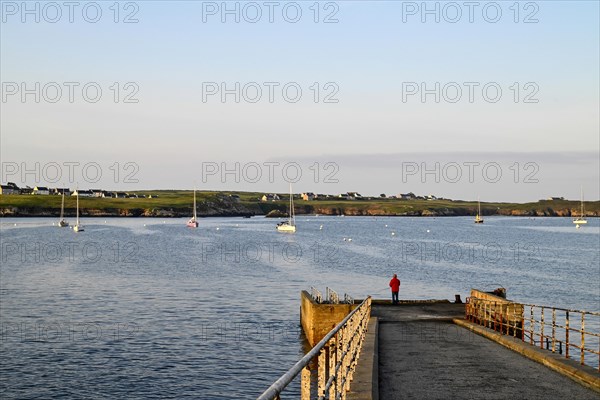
[1,216,599,399]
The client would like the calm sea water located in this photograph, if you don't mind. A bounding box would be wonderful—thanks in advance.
[1,216,599,398]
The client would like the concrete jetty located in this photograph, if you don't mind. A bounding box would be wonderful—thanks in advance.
[261,290,599,399]
[364,302,599,400]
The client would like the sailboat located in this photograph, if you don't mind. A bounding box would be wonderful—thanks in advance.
[58,191,69,227]
[187,188,199,228]
[73,189,84,232]
[276,184,296,232]
[474,198,484,224]
[573,187,587,227]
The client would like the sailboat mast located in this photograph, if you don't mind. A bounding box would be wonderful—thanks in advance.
[60,192,65,220]
[289,183,294,225]
[581,187,585,217]
[76,191,79,224]
[193,188,197,220]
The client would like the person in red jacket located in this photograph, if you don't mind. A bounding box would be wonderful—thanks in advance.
[389,274,401,304]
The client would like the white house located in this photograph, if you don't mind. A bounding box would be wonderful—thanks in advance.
[52,188,71,195]
[340,192,361,200]
[71,189,94,197]
[0,185,18,195]
[301,192,316,201]
[33,186,50,195]
[261,194,280,202]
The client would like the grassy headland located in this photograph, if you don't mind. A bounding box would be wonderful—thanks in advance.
[1,191,598,218]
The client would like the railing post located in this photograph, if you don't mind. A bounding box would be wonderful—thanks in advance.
[504,304,509,335]
[530,306,534,345]
[301,365,311,400]
[484,302,488,328]
[494,302,498,332]
[346,319,355,395]
[565,311,570,359]
[580,313,584,365]
[329,339,336,399]
[540,307,544,349]
[318,348,326,398]
[551,308,556,353]
[329,328,342,399]
[479,300,483,325]
[512,303,517,337]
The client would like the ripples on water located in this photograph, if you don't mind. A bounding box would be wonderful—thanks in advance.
[1,216,599,398]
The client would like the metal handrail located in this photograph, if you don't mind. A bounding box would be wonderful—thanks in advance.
[326,287,339,304]
[466,297,600,371]
[311,287,323,304]
[344,294,354,305]
[257,296,372,400]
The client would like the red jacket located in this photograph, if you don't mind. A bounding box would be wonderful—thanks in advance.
[389,277,400,292]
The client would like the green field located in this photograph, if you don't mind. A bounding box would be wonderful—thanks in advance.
[1,191,598,217]
[0,190,259,210]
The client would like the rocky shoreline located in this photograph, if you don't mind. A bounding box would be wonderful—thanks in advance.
[1,205,597,218]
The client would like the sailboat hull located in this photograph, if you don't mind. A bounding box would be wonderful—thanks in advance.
[276,184,296,232]
[276,223,296,232]
[58,220,69,227]
[187,220,199,228]
[573,219,587,225]
[74,225,84,232]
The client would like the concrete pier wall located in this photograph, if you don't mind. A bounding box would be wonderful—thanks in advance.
[300,290,357,347]
[470,288,524,335]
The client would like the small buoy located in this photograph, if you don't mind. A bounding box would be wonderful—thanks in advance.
[14,223,17,226]
[104,221,107,224]
[343,237,347,241]
[348,238,352,242]
[385,224,388,227]
[144,224,147,227]
[427,229,430,233]
[236,224,239,227]
[216,227,220,230]
[391,232,395,236]
[319,225,323,230]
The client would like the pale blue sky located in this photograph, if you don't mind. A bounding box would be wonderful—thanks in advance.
[1,1,599,201]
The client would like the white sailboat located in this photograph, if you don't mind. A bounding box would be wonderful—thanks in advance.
[73,189,84,232]
[187,188,198,228]
[58,191,69,227]
[474,197,483,224]
[276,184,296,233]
[573,187,587,227]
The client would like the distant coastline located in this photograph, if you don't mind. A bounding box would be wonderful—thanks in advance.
[1,191,598,218]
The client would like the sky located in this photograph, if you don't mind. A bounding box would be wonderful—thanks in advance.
[1,0,599,202]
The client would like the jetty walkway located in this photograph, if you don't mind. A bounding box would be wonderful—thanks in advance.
[371,302,598,399]
[257,289,600,399]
